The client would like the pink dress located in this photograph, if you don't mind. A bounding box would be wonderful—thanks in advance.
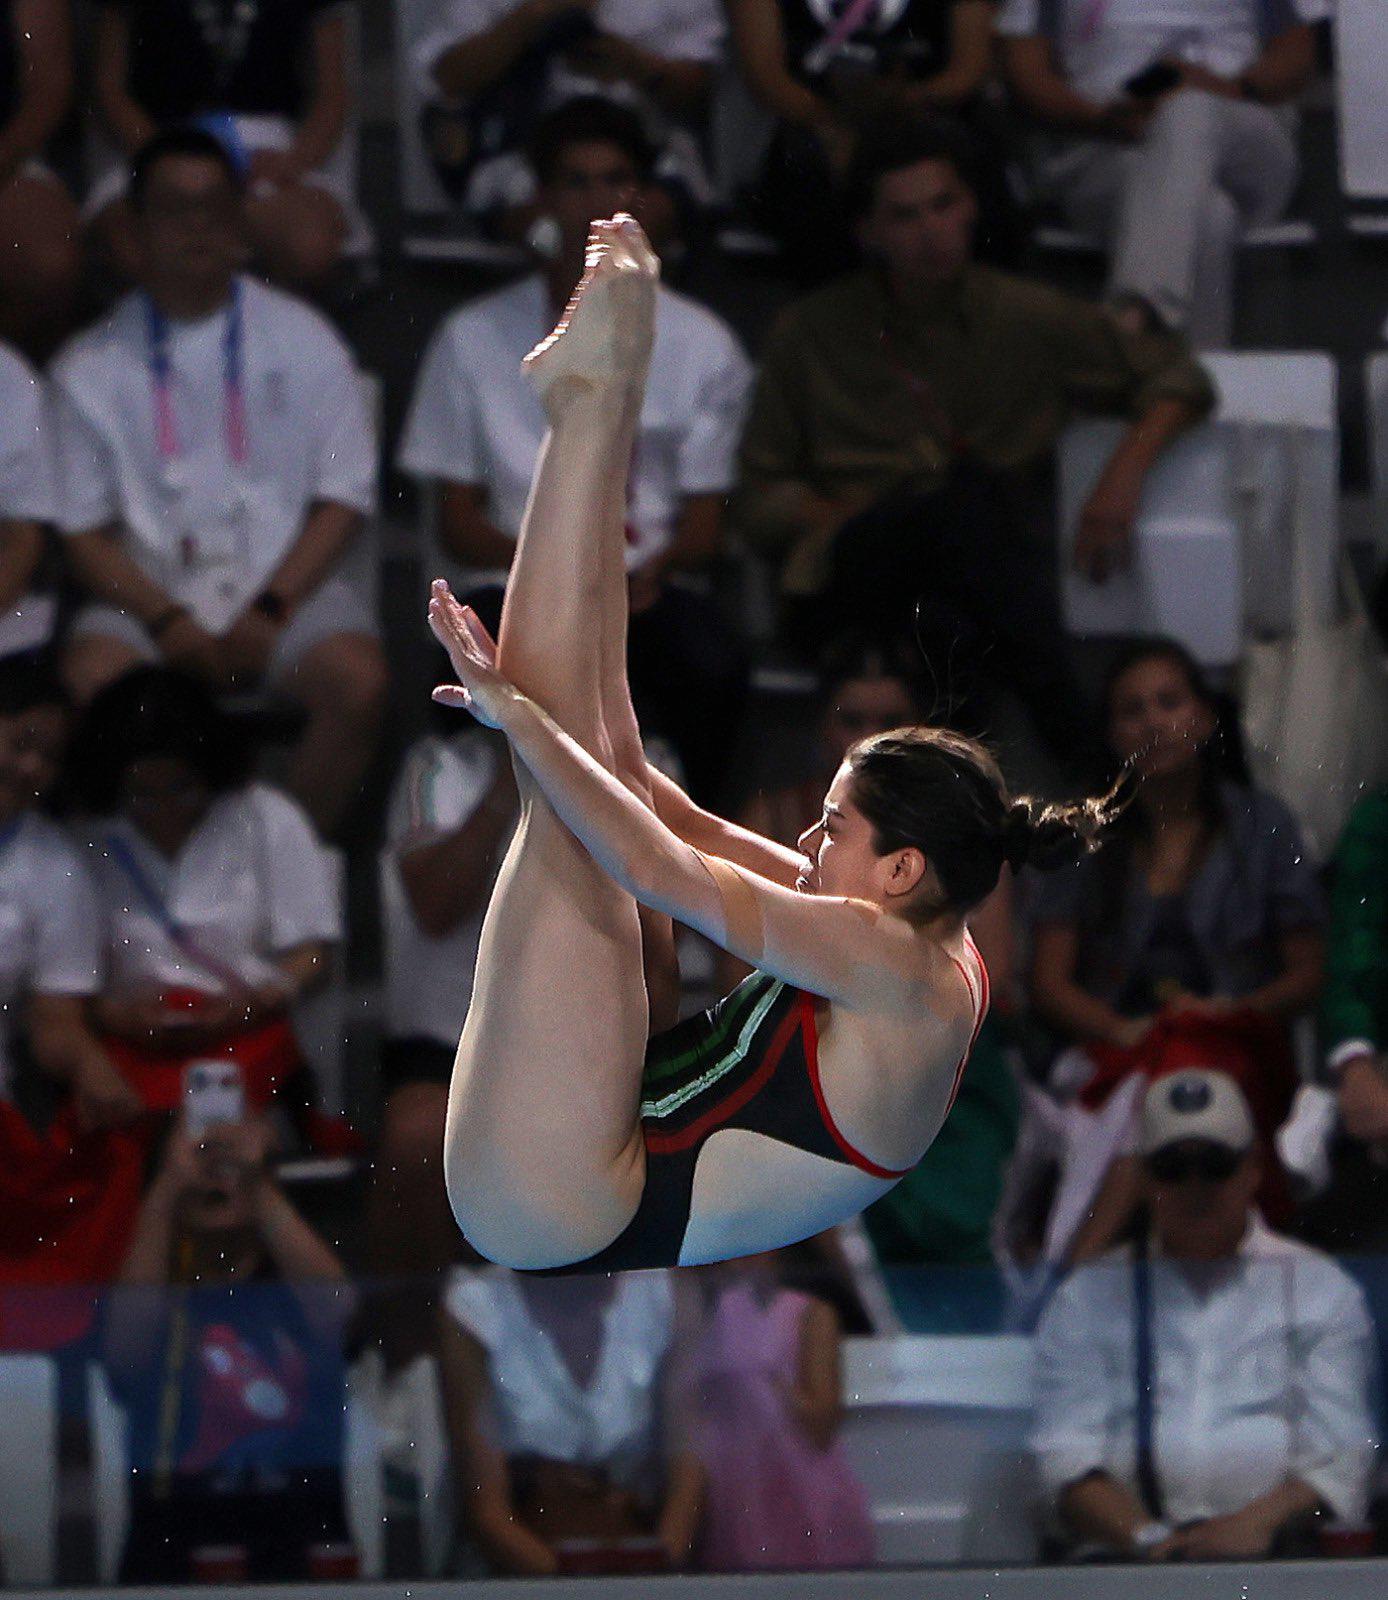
[694,1283,875,1573]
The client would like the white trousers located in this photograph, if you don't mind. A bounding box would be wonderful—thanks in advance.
[1036,89,1299,347]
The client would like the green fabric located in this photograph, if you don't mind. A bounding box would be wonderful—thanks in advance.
[641,973,777,1088]
[862,1014,1020,1267]
[735,263,1216,595]
[637,972,791,1122]
[1322,788,1388,1053]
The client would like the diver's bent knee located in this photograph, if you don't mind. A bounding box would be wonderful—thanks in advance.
[443,1157,637,1271]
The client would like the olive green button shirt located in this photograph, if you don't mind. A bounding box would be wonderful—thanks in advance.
[735,264,1216,594]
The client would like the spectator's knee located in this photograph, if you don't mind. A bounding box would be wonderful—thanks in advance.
[256,194,347,288]
[2,215,81,296]
[297,636,388,729]
[378,1083,449,1180]
[1147,86,1222,144]
[1198,185,1241,251]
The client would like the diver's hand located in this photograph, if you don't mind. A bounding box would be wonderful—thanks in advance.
[427,579,522,730]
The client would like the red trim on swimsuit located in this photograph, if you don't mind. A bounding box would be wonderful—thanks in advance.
[944,934,991,1116]
[643,997,805,1156]
[799,990,912,1181]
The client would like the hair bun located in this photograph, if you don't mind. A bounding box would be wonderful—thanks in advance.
[1002,802,1034,872]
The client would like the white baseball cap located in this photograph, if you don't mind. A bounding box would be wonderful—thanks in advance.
[1140,1069,1255,1157]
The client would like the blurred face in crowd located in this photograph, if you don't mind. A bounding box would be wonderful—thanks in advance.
[120,754,214,858]
[796,761,924,905]
[1106,653,1218,782]
[182,1135,257,1237]
[821,673,918,770]
[1144,1140,1259,1262]
[136,153,244,310]
[0,702,67,822]
[858,158,978,290]
[539,139,644,279]
[175,1123,270,1281]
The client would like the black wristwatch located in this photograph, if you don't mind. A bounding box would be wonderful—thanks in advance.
[252,589,289,625]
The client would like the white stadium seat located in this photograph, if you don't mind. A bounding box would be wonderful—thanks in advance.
[1336,0,1388,208]
[0,1353,59,1585]
[840,1334,1038,1566]
[1059,351,1338,663]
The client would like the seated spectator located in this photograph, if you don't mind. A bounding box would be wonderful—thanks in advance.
[1324,785,1388,1160]
[735,118,1213,777]
[728,0,1017,279]
[74,667,339,1121]
[1031,1071,1376,1562]
[360,706,517,1370]
[0,656,146,1340]
[1028,639,1324,1262]
[90,0,355,290]
[999,0,1325,348]
[0,0,81,357]
[438,1265,703,1575]
[692,1251,873,1572]
[401,98,751,805]
[413,0,721,237]
[103,1114,356,1583]
[52,127,386,839]
[0,341,60,658]
[1292,786,1388,1253]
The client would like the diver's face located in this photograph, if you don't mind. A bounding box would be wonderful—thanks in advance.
[795,764,886,899]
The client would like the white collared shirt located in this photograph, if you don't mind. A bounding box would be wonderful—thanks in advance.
[81,783,340,997]
[995,0,1331,106]
[0,812,102,1097]
[1030,1215,1378,1524]
[413,0,723,97]
[50,277,377,633]
[381,729,513,1048]
[444,1265,675,1492]
[398,273,751,592]
[0,343,56,528]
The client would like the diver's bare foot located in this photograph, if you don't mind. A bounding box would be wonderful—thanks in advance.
[523,214,658,415]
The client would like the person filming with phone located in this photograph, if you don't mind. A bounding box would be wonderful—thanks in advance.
[102,1097,357,1584]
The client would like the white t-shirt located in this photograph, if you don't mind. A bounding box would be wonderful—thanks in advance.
[444,1265,675,1492]
[415,0,723,98]
[381,730,514,1048]
[82,783,341,997]
[50,277,377,634]
[0,342,60,656]
[398,273,751,591]
[995,0,1330,104]
[1030,1216,1378,1526]
[0,343,56,527]
[0,812,103,1097]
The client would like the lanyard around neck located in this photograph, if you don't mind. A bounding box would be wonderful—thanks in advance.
[106,830,252,995]
[143,280,248,467]
[804,0,882,75]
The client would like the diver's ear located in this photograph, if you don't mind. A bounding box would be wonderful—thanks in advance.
[881,846,928,902]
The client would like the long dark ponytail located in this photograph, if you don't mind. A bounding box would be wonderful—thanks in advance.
[845,726,1130,916]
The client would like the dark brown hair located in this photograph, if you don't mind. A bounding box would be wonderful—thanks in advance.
[845,726,1127,915]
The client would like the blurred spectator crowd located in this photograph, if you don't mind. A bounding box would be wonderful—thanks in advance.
[3,0,1388,1585]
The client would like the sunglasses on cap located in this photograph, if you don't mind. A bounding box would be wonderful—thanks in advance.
[1145,1143,1244,1185]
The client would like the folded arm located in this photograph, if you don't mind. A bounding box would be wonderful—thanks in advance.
[430,582,939,1010]
[643,761,803,887]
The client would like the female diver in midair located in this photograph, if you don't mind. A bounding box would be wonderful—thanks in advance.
[427,215,1118,1272]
